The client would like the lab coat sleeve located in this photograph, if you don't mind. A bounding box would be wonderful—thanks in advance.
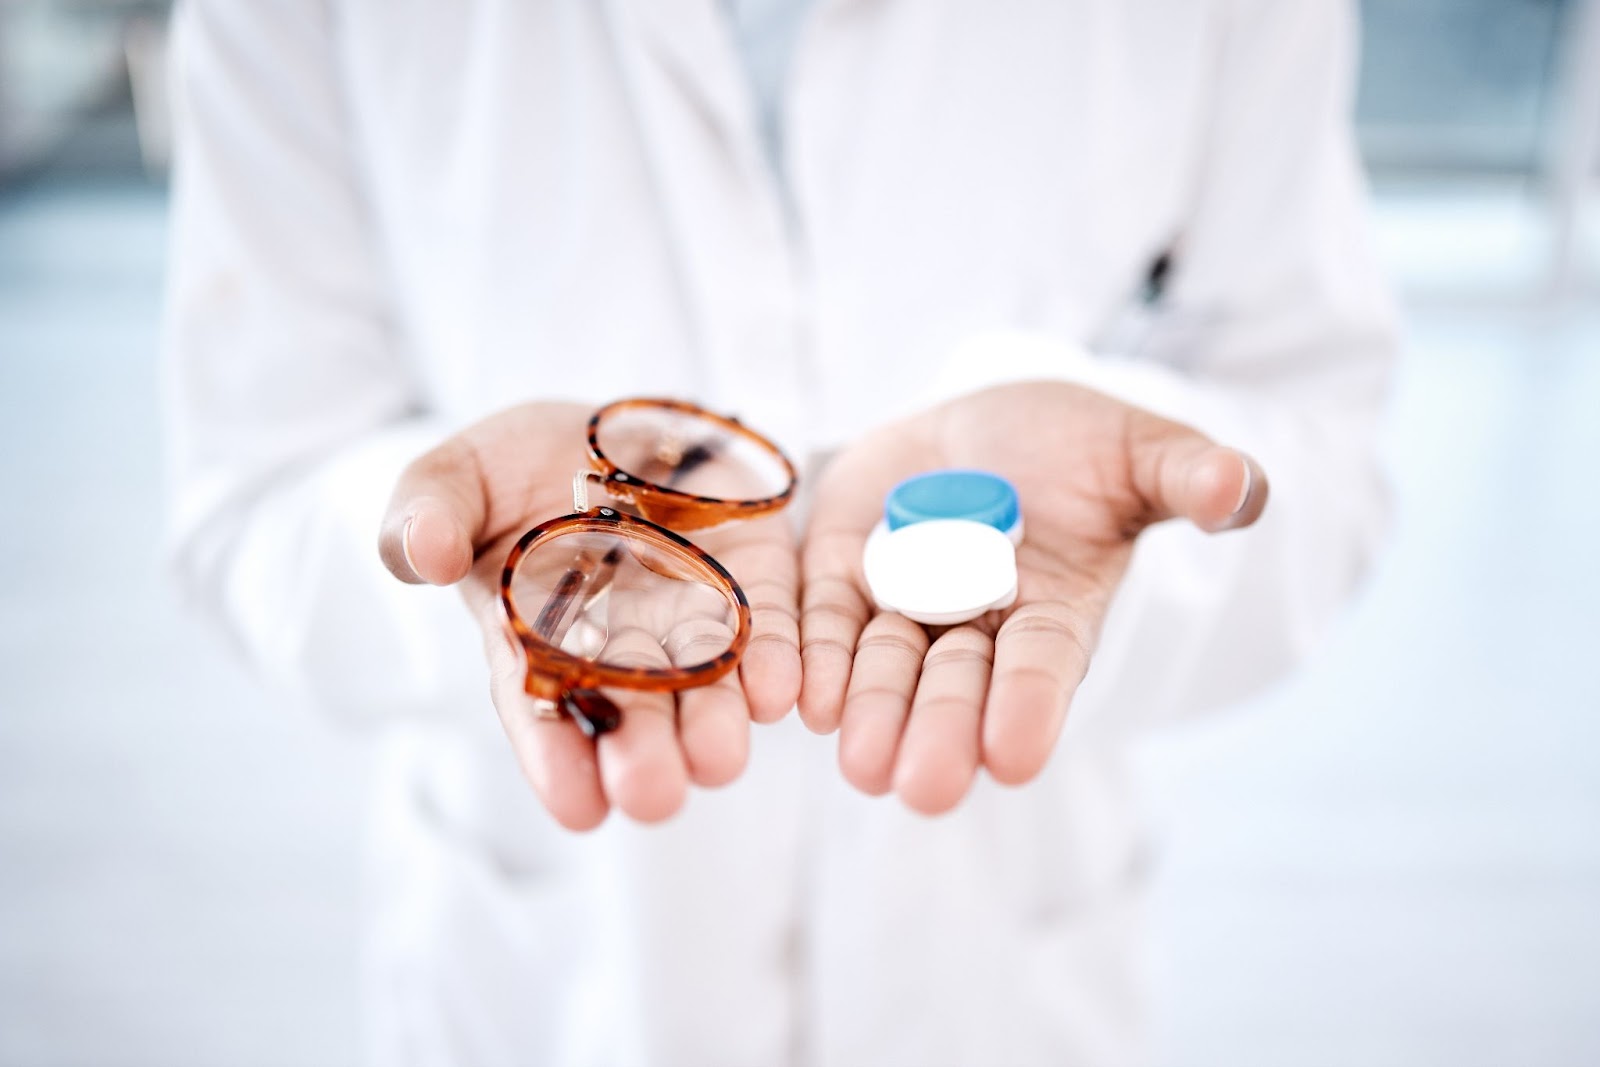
[931,0,1398,737]
[162,0,478,723]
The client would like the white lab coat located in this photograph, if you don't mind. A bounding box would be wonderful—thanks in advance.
[162,1,1396,1064]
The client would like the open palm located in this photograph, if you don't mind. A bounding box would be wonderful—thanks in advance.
[378,402,800,830]
[798,381,1267,813]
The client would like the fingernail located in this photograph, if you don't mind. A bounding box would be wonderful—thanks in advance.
[1229,458,1254,518]
[402,516,422,579]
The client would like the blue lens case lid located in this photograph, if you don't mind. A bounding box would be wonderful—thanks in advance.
[885,469,1020,540]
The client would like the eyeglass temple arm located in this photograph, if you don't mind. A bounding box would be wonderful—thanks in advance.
[531,544,624,643]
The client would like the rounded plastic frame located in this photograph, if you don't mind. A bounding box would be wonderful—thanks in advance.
[497,398,797,733]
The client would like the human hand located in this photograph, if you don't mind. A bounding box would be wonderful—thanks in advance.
[798,381,1267,813]
[378,403,800,830]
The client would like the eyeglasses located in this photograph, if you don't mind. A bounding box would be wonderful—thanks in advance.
[500,398,797,738]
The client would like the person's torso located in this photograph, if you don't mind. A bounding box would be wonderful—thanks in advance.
[333,0,1217,456]
[332,4,1221,1062]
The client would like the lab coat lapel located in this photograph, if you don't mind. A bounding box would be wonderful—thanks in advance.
[618,0,755,161]
[603,0,812,450]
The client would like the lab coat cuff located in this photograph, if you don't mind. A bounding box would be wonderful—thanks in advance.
[925,330,1206,428]
[211,417,484,726]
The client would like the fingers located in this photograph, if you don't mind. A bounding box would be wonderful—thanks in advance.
[714,518,801,724]
[485,604,692,828]
[591,626,692,823]
[981,602,1092,786]
[798,529,874,733]
[894,627,992,815]
[658,615,750,788]
[380,437,488,585]
[836,614,928,795]
[1127,413,1269,534]
[483,607,609,831]
[675,672,751,788]
[596,685,690,823]
[828,603,1093,804]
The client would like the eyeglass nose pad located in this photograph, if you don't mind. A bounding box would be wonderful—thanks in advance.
[561,688,623,738]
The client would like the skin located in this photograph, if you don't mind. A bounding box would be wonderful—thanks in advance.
[377,383,1266,828]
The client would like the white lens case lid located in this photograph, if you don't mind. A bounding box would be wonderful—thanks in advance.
[862,518,1019,626]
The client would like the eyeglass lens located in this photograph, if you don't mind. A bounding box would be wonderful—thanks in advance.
[594,404,791,502]
[509,525,741,676]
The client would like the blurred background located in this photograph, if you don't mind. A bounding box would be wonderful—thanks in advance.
[1,2,1597,1065]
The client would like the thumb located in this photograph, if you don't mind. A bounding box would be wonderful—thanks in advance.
[1127,412,1269,535]
[378,437,488,585]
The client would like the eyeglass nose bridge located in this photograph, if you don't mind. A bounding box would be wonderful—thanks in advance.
[574,462,726,530]
[571,469,608,512]
[576,458,657,508]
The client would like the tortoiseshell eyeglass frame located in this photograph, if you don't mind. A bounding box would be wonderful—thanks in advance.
[499,398,798,737]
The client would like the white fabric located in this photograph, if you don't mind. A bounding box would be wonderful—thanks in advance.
[720,0,820,174]
[162,1,1397,1064]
